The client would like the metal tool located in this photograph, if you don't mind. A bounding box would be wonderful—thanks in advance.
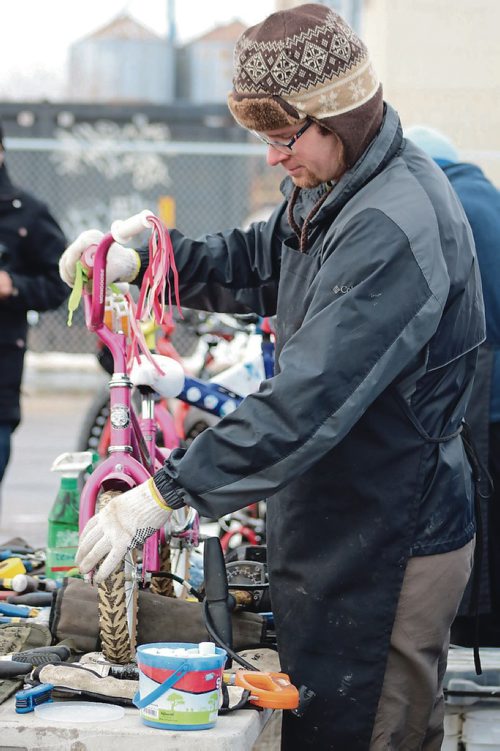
[10,574,59,594]
[0,660,34,678]
[0,602,41,618]
[15,683,54,713]
[0,545,36,556]
[6,592,54,607]
[203,536,234,663]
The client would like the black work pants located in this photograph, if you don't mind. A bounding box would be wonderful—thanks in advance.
[451,421,500,646]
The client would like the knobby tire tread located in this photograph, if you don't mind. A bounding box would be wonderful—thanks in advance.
[150,543,175,597]
[96,490,138,664]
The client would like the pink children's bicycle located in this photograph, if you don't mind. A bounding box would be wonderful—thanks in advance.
[75,210,199,664]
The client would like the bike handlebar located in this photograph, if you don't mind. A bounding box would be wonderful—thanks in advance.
[81,210,154,330]
[110,209,154,245]
[81,235,114,331]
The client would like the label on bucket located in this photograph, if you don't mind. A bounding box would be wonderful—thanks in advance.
[137,642,226,731]
[139,669,221,728]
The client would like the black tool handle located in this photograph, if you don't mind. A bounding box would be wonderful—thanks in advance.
[7,592,54,607]
[0,660,32,677]
[203,536,233,652]
[23,645,71,660]
[10,653,61,667]
[108,664,140,680]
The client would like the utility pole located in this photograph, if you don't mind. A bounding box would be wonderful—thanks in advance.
[167,0,177,44]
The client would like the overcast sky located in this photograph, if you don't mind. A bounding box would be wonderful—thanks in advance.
[0,0,276,98]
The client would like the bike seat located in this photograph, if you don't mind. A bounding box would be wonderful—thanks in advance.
[130,354,184,398]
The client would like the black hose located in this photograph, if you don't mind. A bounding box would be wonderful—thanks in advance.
[150,571,203,601]
[202,599,259,671]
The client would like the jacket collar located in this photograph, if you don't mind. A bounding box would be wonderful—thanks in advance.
[281,103,403,222]
[0,163,18,200]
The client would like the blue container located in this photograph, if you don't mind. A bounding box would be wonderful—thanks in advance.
[134,642,227,730]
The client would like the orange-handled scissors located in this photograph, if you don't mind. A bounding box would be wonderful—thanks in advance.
[224,670,299,710]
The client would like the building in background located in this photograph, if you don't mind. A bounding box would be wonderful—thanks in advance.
[67,13,175,104]
[275,0,363,31]
[3,0,500,186]
[66,11,246,107]
[177,21,246,104]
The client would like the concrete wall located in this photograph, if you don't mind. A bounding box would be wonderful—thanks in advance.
[362,0,500,183]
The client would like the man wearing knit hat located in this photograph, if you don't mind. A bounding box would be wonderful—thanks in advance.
[60,5,484,749]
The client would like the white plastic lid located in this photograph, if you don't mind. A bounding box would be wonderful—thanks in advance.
[199,642,216,656]
[35,701,124,723]
[142,643,217,658]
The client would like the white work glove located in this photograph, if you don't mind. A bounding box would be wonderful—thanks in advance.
[59,229,141,288]
[76,479,172,582]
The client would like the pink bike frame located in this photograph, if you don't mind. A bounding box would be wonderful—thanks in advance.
[78,233,178,576]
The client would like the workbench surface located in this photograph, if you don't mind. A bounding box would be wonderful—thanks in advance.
[0,699,271,751]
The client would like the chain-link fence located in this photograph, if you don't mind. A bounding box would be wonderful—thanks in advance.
[6,137,282,355]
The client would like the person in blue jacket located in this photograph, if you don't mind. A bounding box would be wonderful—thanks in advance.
[406,125,500,646]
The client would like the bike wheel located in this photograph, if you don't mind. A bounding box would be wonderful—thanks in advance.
[97,490,139,664]
[169,544,193,599]
[150,542,175,597]
[182,406,219,447]
[76,386,110,456]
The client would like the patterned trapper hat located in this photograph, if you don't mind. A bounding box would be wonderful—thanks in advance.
[228,3,384,166]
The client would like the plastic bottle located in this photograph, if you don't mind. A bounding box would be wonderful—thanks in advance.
[46,452,94,579]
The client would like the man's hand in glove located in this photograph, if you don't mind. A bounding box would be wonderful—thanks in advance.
[76,479,172,583]
[59,229,141,288]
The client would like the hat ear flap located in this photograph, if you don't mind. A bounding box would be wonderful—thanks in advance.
[227,93,301,132]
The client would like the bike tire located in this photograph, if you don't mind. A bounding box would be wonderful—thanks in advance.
[182,406,219,447]
[97,490,139,664]
[76,386,110,456]
[150,542,175,597]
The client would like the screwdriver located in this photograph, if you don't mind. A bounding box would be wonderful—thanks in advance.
[6,592,53,607]
[0,602,41,618]
[0,661,34,678]
[10,574,59,594]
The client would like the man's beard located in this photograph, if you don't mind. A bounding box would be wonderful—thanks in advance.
[291,169,322,189]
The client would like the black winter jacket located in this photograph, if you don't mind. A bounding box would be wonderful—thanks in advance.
[0,164,67,424]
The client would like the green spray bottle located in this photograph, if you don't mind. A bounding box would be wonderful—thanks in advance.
[46,451,94,579]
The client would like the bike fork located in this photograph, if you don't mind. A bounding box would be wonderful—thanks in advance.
[139,390,161,576]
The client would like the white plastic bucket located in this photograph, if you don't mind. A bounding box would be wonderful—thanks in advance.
[442,711,461,751]
[462,708,500,750]
[134,642,227,730]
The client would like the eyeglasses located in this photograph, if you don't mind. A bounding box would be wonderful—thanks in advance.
[252,119,313,154]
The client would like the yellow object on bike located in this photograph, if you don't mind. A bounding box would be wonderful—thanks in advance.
[67,261,88,326]
[104,293,129,335]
